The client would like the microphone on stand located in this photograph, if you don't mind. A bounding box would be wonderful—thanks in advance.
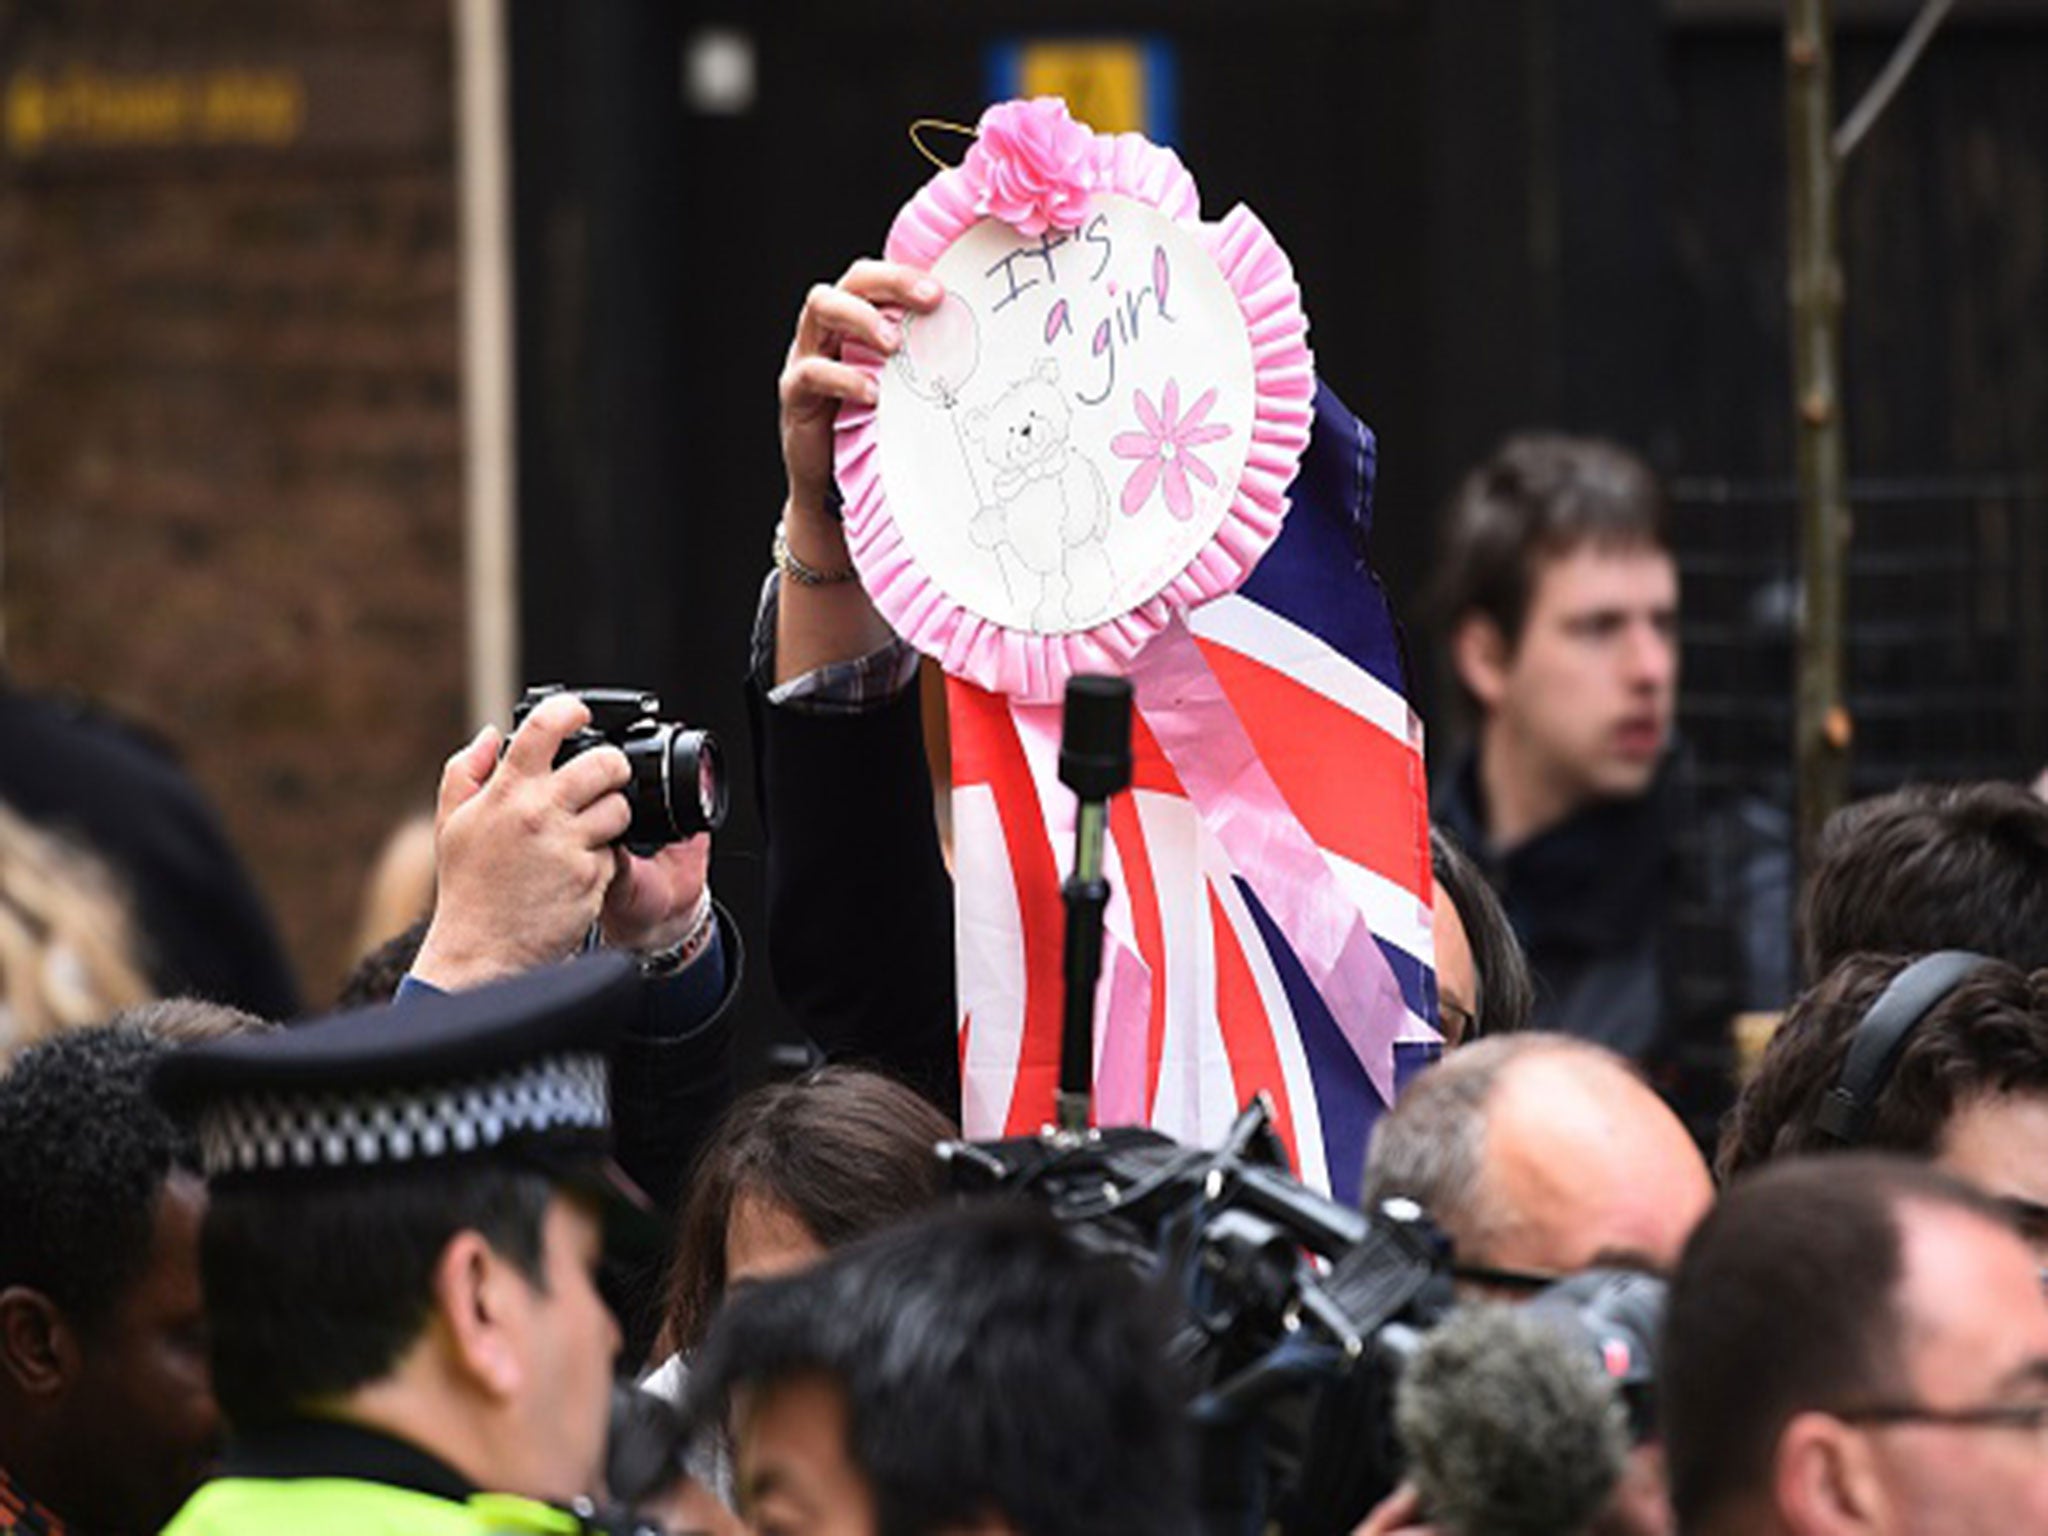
[1056,674,1134,1134]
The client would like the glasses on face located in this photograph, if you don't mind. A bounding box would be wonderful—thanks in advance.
[1438,998,1479,1044]
[1449,1261,1567,1296]
[1836,1400,2048,1446]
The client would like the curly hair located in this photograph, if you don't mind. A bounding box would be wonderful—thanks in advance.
[1717,954,2048,1182]
[0,1024,193,1327]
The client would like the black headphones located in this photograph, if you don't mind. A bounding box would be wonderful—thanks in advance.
[1815,950,1995,1146]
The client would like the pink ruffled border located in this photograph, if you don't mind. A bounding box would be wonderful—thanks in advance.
[834,132,1315,703]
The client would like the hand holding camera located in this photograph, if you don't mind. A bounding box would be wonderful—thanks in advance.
[411,688,726,992]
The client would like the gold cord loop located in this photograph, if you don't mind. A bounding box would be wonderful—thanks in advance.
[908,117,978,171]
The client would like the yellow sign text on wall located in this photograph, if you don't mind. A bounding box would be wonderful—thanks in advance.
[5,66,305,156]
[1015,41,1148,136]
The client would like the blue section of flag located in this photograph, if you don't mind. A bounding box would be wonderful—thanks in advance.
[1236,877,1384,1208]
[1376,937,1439,1028]
[1238,381,1409,699]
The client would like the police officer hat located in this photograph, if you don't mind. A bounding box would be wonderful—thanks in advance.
[153,954,650,1230]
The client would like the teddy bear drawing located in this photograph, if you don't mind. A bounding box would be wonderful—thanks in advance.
[965,359,1114,630]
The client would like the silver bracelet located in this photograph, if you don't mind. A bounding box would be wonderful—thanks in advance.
[638,892,717,979]
[773,520,859,586]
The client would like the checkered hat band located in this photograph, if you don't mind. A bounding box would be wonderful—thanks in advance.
[195,1051,611,1177]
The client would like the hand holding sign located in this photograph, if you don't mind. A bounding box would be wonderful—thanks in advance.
[780,260,940,520]
[834,97,1314,702]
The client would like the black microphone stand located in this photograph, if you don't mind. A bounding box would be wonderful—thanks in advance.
[1055,674,1134,1134]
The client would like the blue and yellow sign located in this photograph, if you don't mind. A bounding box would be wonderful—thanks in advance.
[987,37,1178,144]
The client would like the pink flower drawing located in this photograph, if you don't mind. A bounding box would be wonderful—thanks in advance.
[1111,381,1230,522]
[961,97,1098,237]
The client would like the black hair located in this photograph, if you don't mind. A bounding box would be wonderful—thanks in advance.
[1661,1155,2004,1532]
[0,1026,193,1329]
[1800,782,2048,982]
[1429,826,1534,1037]
[1716,954,2048,1182]
[692,1203,1193,1536]
[201,1161,551,1430]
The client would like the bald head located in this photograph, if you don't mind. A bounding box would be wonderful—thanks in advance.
[1363,1034,1713,1275]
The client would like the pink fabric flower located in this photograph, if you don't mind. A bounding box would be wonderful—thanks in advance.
[962,97,1098,237]
[1112,381,1230,522]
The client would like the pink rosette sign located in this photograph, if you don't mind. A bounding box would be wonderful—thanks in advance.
[834,97,1314,702]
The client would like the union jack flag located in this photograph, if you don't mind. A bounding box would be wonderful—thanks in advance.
[948,380,1440,1203]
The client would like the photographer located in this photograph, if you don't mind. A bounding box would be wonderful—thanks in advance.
[406,690,740,1355]
[410,690,723,999]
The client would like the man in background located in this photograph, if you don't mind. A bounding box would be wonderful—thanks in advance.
[1429,434,1790,1129]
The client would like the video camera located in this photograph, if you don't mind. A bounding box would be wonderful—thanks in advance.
[941,1096,1452,1536]
[942,1101,1667,1536]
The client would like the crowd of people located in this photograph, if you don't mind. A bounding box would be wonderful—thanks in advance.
[5,256,2048,1536]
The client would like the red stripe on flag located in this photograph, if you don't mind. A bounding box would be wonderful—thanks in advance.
[947,680,1066,1135]
[1195,638,1431,896]
[1109,790,1169,1119]
[1128,707,1188,797]
[1208,884,1302,1174]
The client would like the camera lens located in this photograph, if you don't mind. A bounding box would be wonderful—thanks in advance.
[662,728,727,839]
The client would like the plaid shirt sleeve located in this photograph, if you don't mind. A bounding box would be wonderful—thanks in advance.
[749,569,921,715]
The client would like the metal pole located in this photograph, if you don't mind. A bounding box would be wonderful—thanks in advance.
[1786,0,1852,863]
[454,0,519,727]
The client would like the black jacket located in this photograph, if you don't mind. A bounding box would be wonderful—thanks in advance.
[749,679,959,1114]
[1433,746,1792,1135]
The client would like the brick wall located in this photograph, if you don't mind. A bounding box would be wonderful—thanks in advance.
[0,2,466,1004]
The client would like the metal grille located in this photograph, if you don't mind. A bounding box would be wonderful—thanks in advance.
[1672,476,2048,810]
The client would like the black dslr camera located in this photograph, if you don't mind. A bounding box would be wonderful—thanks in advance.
[512,685,728,852]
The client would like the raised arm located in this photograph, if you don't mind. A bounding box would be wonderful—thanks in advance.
[773,260,941,680]
[755,261,960,1114]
